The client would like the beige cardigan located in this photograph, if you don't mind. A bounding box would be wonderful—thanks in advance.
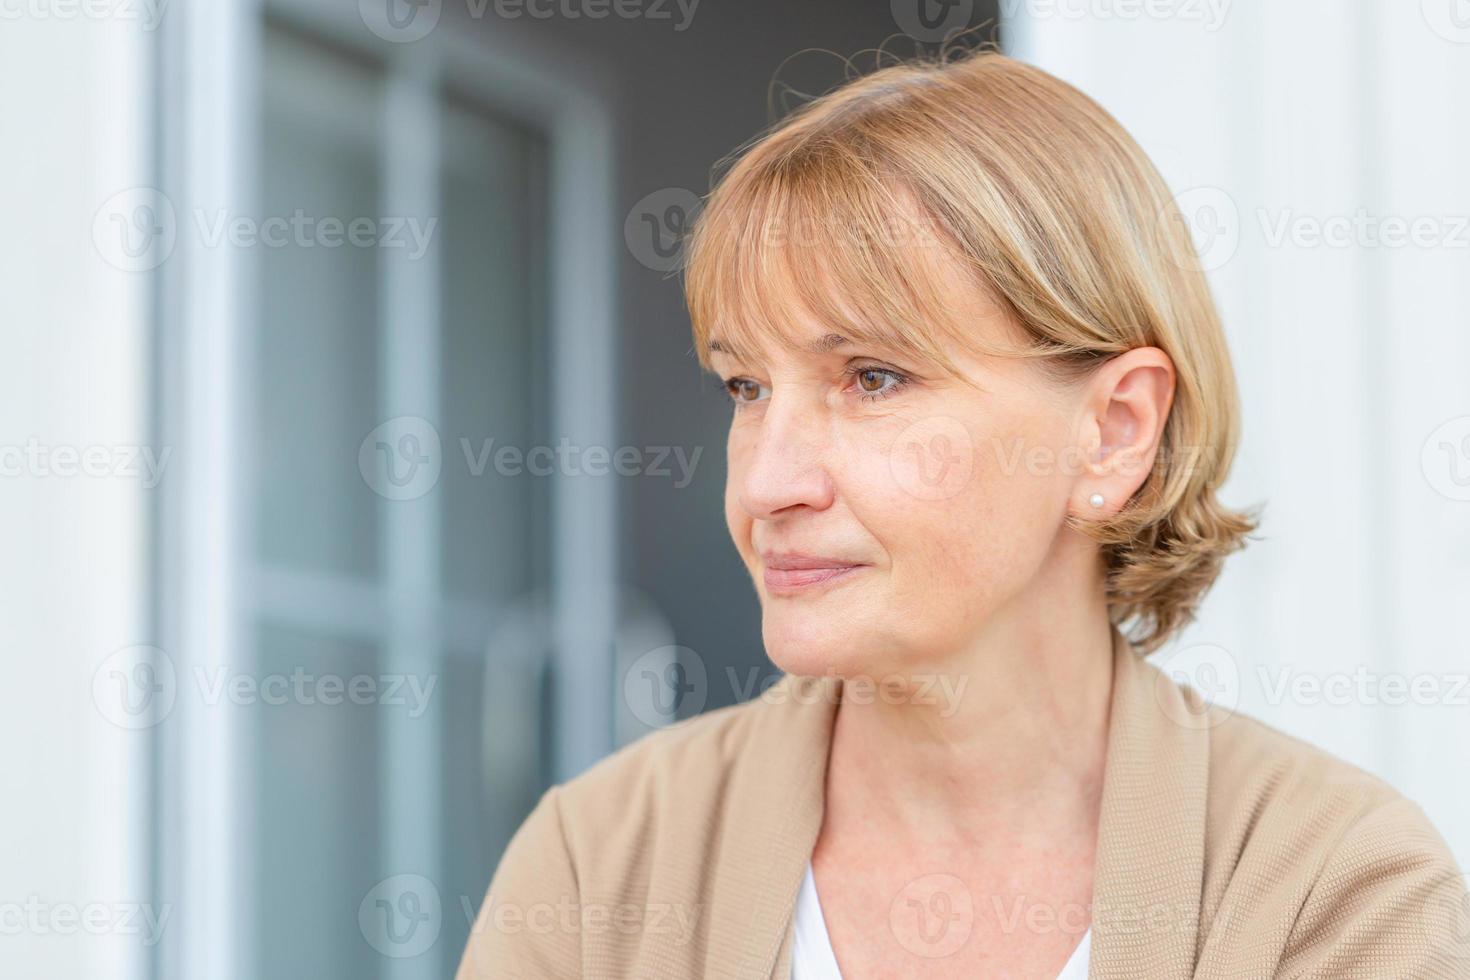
[457,625,1468,978]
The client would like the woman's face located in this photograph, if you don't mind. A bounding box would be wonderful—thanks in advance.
[714,289,1104,682]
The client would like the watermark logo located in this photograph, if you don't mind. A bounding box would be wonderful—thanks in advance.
[891,0,976,42]
[360,0,442,42]
[625,187,701,273]
[1150,641,1239,729]
[1160,186,1239,272]
[360,874,442,958]
[889,873,974,958]
[623,645,707,728]
[1422,415,1470,502]
[359,416,444,501]
[1422,0,1470,43]
[93,187,177,273]
[889,415,975,501]
[92,645,178,730]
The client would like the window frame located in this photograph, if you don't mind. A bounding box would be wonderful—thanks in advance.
[152,4,619,978]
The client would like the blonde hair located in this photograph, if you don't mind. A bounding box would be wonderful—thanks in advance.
[682,45,1259,656]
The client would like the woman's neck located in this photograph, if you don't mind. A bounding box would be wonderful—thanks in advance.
[819,611,1115,848]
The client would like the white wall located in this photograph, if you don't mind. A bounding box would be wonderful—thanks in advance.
[1007,0,1470,866]
[0,8,154,980]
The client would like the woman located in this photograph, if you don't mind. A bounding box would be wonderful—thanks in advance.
[458,49,1467,978]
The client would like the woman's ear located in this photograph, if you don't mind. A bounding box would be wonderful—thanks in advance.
[1074,347,1176,515]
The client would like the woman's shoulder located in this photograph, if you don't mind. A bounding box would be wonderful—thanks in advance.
[455,672,833,978]
[499,669,832,877]
[1197,702,1467,971]
[1203,702,1446,845]
[1206,702,1406,816]
[563,670,830,813]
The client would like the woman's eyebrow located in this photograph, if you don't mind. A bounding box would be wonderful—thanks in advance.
[803,332,851,354]
[710,333,855,356]
[710,331,911,362]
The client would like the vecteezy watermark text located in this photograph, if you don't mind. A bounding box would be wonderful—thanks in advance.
[1257,665,1470,707]
[0,898,171,945]
[996,0,1231,31]
[358,417,705,500]
[0,439,170,487]
[466,894,702,944]
[732,667,971,718]
[92,187,438,272]
[0,0,167,28]
[92,645,439,729]
[358,874,702,959]
[358,0,699,44]
[460,438,701,487]
[194,665,438,718]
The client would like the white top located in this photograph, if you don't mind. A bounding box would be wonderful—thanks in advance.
[791,862,1092,979]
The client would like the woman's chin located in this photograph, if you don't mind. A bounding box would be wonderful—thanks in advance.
[763,607,935,683]
[762,620,869,680]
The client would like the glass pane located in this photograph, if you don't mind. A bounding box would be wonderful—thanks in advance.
[435,93,554,970]
[254,25,382,581]
[438,95,551,603]
[438,643,548,970]
[251,622,383,980]
[245,27,557,980]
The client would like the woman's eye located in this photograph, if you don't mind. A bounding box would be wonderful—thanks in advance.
[850,366,909,401]
[722,368,908,406]
[723,378,768,404]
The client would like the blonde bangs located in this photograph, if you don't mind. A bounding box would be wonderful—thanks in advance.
[683,139,989,376]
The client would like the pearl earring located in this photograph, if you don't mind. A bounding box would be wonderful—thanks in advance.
[1089,493,1105,508]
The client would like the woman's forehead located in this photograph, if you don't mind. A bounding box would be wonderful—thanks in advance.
[697,234,1020,372]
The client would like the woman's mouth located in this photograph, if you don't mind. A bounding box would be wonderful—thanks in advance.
[760,552,867,596]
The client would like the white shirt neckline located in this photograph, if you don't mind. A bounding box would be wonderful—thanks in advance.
[791,862,1092,979]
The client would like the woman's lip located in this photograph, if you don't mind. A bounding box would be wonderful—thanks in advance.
[761,551,864,570]
[762,564,864,595]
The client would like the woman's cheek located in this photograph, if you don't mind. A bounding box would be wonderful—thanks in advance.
[882,412,979,504]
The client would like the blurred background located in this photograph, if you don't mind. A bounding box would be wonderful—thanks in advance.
[2,0,1467,976]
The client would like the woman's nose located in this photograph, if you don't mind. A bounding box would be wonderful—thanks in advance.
[735,396,835,520]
